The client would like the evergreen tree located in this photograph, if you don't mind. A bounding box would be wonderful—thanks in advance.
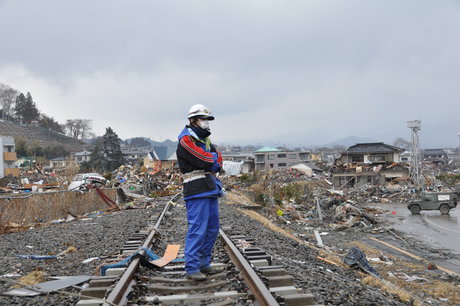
[14,92,40,123]
[102,127,125,171]
[14,93,27,122]
[23,92,40,123]
[39,115,64,133]
[88,138,107,172]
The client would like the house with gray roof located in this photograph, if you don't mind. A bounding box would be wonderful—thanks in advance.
[423,149,448,164]
[332,142,408,188]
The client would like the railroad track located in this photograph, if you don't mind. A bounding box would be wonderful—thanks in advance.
[76,195,315,305]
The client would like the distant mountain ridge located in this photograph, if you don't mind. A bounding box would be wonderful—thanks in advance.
[323,135,377,147]
[150,138,177,147]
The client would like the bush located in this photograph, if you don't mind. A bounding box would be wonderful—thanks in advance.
[240,173,256,183]
[275,183,306,203]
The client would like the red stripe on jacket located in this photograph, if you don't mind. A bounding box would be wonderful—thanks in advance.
[180,136,215,163]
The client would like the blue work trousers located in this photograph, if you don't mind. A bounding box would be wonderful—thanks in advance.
[184,197,219,274]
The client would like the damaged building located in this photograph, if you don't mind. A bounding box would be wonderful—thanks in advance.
[332,142,409,188]
[254,146,310,171]
[422,148,448,164]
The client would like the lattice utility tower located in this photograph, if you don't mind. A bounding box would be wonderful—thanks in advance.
[407,120,422,188]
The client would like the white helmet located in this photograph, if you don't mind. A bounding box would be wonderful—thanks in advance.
[187,104,215,120]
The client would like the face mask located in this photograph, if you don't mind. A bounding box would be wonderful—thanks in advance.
[198,119,210,130]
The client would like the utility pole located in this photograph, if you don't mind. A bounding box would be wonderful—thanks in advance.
[407,120,422,189]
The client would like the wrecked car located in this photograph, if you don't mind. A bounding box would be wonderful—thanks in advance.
[68,173,106,191]
[407,192,458,215]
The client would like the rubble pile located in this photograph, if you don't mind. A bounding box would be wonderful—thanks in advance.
[0,171,61,193]
[0,163,184,198]
[228,169,419,232]
[228,156,460,231]
[109,165,182,197]
[262,168,313,182]
[221,168,312,191]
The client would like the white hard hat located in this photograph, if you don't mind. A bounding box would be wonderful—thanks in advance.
[188,104,215,120]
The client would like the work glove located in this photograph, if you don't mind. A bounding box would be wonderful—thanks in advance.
[211,152,218,162]
[210,162,221,173]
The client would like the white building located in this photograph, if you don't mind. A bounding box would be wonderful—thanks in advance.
[0,136,19,177]
[49,157,73,169]
[74,150,92,163]
[254,146,310,171]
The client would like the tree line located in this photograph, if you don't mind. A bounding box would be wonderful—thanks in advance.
[15,137,71,160]
[0,84,127,172]
[0,83,93,139]
[15,127,126,173]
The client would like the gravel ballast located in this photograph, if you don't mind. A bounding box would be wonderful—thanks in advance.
[0,196,458,305]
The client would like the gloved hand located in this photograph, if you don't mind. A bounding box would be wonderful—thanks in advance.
[211,152,218,162]
[210,162,221,173]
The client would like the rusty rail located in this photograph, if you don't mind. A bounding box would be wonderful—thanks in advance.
[102,192,279,306]
[102,194,180,306]
[219,229,279,306]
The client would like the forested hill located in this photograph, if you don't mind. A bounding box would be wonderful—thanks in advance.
[0,120,87,152]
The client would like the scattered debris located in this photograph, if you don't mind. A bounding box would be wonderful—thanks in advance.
[314,229,324,248]
[2,276,91,297]
[343,247,379,277]
[15,270,47,287]
[387,272,429,283]
[16,255,57,260]
[82,257,100,264]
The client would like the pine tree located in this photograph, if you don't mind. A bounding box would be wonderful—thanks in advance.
[88,139,106,172]
[23,92,40,123]
[39,115,64,133]
[14,93,27,122]
[14,92,40,123]
[103,127,125,171]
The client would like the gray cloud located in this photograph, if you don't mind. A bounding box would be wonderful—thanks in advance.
[1,0,459,148]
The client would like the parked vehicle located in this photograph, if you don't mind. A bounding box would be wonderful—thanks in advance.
[67,173,106,191]
[407,192,458,215]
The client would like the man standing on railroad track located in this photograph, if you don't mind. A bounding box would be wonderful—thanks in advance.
[176,104,224,281]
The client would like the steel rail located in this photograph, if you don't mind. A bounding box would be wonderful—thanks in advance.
[219,229,279,306]
[103,194,180,306]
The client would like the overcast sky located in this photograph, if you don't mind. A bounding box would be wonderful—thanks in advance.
[1,1,459,148]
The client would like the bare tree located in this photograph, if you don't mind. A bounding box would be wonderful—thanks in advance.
[64,119,93,139]
[0,83,19,120]
[332,145,346,153]
[393,137,410,150]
